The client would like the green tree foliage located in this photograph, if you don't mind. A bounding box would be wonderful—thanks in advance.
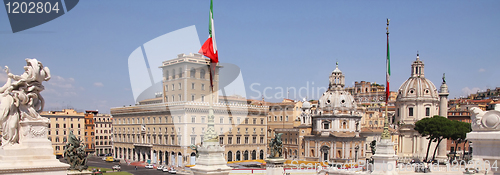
[448,120,471,159]
[414,115,455,161]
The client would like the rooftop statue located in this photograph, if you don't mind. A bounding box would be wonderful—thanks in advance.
[268,133,283,158]
[64,130,88,171]
[0,58,50,147]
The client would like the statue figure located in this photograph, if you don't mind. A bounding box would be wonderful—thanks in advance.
[190,145,199,158]
[268,133,283,158]
[64,130,88,171]
[442,73,446,83]
[0,59,51,147]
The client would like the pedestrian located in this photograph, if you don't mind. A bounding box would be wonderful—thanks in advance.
[135,166,137,170]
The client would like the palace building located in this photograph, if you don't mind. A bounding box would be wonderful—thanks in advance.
[110,53,268,166]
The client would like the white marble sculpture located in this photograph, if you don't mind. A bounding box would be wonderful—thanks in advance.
[0,58,51,147]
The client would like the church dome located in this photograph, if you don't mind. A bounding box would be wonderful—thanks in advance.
[318,62,357,112]
[302,101,311,109]
[397,54,439,101]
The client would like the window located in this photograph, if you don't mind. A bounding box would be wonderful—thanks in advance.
[191,95,195,101]
[179,94,182,101]
[56,124,59,128]
[260,137,264,143]
[201,84,205,90]
[280,116,283,121]
[237,118,240,124]
[192,116,196,123]
[261,119,264,124]
[252,136,256,144]
[165,70,169,80]
[274,116,277,121]
[236,137,241,144]
[286,116,289,121]
[409,107,414,116]
[172,84,175,91]
[323,122,329,129]
[425,107,430,116]
[253,118,256,124]
[179,68,182,78]
[200,69,206,79]
[245,118,249,124]
[229,117,233,124]
[201,117,205,123]
[228,137,232,144]
[178,83,181,90]
[244,137,249,144]
[191,136,196,145]
[268,116,271,121]
[70,124,73,128]
[219,137,224,145]
[201,95,205,102]
[220,117,224,124]
[165,85,168,92]
[190,68,196,78]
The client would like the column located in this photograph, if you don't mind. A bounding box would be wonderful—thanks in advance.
[342,142,345,159]
[306,141,310,157]
[330,142,334,160]
[333,142,337,159]
[315,141,319,158]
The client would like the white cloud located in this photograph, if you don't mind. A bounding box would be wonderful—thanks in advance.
[461,87,482,96]
[43,75,80,97]
[94,82,104,87]
[478,68,486,72]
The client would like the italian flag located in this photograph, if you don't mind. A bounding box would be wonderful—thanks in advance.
[386,19,391,103]
[199,0,218,64]
[199,0,218,91]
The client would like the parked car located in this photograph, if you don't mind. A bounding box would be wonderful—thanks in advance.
[162,167,170,172]
[157,165,163,170]
[112,165,121,171]
[145,164,154,169]
[169,168,177,174]
[102,157,106,161]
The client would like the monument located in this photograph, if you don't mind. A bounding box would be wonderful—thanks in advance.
[467,105,500,175]
[0,59,70,174]
[264,133,285,175]
[370,19,398,175]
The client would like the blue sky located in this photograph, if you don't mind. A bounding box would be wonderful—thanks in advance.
[0,1,499,113]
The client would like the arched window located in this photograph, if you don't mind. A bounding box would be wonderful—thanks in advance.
[227,151,233,161]
[200,69,206,79]
[236,151,241,161]
[172,69,176,79]
[190,68,196,78]
[179,68,183,78]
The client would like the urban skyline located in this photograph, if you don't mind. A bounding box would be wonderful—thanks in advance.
[0,1,499,113]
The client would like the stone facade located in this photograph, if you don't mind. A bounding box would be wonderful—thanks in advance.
[94,114,113,155]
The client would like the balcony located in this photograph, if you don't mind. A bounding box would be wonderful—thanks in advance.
[133,143,153,147]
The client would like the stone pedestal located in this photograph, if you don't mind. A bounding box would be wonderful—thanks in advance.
[467,131,500,175]
[190,141,232,175]
[0,120,70,174]
[371,139,398,175]
[467,106,500,175]
[264,158,285,175]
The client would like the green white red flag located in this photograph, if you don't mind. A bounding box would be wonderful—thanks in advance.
[199,0,218,90]
[386,19,391,103]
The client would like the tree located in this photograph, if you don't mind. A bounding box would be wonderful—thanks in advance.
[370,140,376,155]
[448,120,471,160]
[415,115,454,161]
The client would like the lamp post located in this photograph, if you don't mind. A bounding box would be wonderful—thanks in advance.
[355,145,359,162]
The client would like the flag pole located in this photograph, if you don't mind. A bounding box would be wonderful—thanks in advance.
[381,18,391,140]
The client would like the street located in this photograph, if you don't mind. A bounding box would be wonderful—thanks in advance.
[61,156,181,175]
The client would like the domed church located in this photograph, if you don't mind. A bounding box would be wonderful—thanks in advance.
[395,53,448,161]
[301,62,366,163]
